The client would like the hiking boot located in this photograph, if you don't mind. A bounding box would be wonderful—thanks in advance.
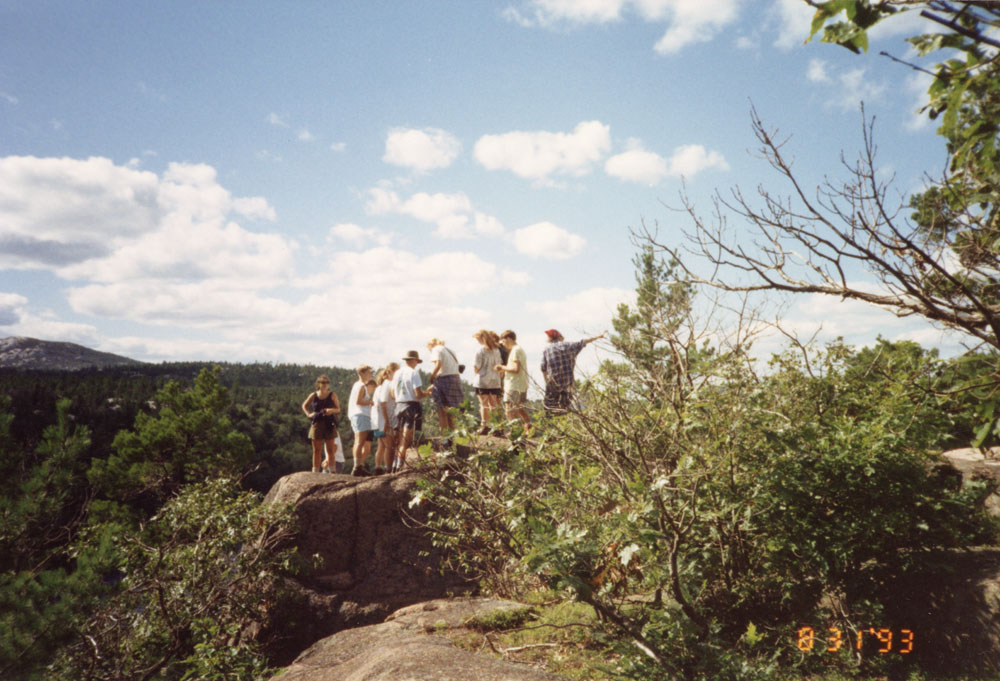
[351,468,370,477]
[374,467,385,476]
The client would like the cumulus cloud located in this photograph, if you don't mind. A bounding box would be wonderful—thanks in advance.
[328,223,393,248]
[667,144,730,176]
[365,186,505,238]
[527,286,634,330]
[383,127,462,172]
[0,154,293,334]
[807,58,829,82]
[505,0,740,53]
[771,0,814,50]
[0,154,533,365]
[605,140,728,185]
[904,71,934,131]
[605,147,669,185]
[283,246,531,364]
[0,156,161,269]
[0,291,99,344]
[512,222,586,259]
[474,120,611,184]
[807,65,886,111]
[0,293,27,326]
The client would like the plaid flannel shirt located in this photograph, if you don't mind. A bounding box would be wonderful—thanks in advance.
[540,340,586,389]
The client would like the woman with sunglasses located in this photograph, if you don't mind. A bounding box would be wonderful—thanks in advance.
[302,375,342,473]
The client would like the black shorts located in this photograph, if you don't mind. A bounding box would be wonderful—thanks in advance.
[394,401,423,431]
[475,387,502,396]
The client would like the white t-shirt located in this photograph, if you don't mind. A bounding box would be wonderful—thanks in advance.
[373,382,390,431]
[393,364,422,402]
[431,345,460,376]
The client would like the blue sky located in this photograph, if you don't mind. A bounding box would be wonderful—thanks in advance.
[0,0,965,383]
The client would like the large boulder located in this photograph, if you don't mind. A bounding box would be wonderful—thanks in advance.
[272,598,566,681]
[263,471,473,664]
[941,447,1000,516]
[873,448,1000,674]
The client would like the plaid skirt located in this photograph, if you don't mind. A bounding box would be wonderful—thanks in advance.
[432,374,464,408]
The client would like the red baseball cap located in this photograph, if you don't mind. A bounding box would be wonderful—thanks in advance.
[544,329,561,340]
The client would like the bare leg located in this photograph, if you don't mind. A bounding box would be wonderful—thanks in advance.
[311,439,323,472]
[352,432,370,473]
[396,426,413,471]
[321,438,338,472]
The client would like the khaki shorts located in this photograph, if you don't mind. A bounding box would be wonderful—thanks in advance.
[504,389,527,407]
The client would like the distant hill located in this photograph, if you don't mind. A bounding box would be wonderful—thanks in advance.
[0,336,145,371]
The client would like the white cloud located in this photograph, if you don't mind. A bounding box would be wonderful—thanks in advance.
[365,187,505,239]
[474,120,611,184]
[231,196,278,221]
[667,144,730,176]
[63,218,294,285]
[512,221,586,259]
[527,287,633,330]
[505,0,740,53]
[267,112,289,127]
[771,0,814,50]
[329,223,393,248]
[804,59,886,111]
[904,71,934,131]
[330,142,347,152]
[605,147,669,185]
[0,155,291,329]
[0,292,28,326]
[0,155,534,366]
[834,67,886,110]
[606,142,728,185]
[0,156,162,269]
[807,58,829,82]
[0,91,18,105]
[297,128,315,142]
[0,292,99,344]
[383,127,462,172]
[648,0,740,54]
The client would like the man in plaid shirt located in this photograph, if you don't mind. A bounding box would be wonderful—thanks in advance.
[540,328,605,414]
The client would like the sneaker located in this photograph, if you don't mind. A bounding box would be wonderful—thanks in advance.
[374,467,385,476]
[351,468,370,477]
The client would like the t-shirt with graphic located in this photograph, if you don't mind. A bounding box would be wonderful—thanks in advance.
[393,364,423,402]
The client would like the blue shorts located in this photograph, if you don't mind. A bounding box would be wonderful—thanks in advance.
[350,413,372,433]
[372,429,386,439]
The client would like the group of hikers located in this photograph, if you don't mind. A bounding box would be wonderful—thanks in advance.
[302,328,605,476]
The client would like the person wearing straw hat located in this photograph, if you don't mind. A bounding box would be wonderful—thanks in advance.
[390,350,433,472]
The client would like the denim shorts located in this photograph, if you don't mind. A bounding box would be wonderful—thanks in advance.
[350,413,372,433]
